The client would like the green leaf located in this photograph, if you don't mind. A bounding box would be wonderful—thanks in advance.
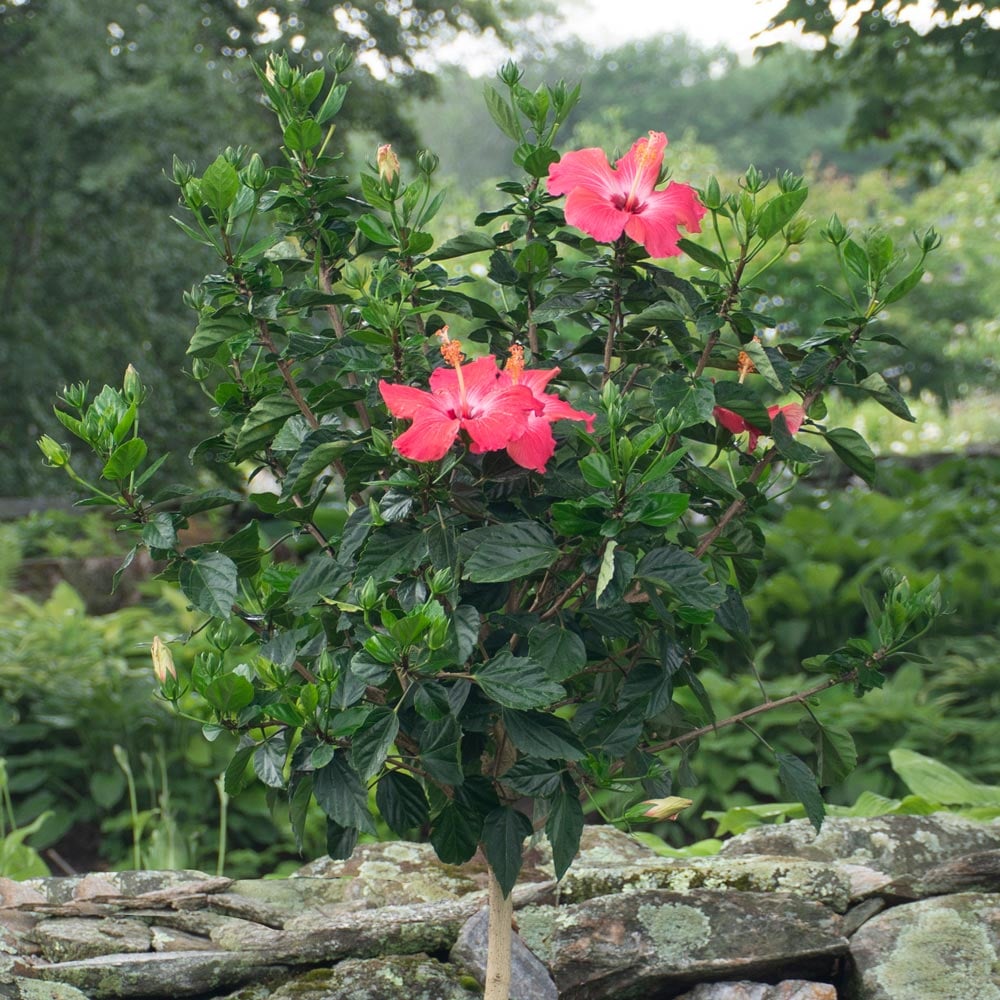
[501,710,586,760]
[351,708,399,781]
[546,782,584,881]
[313,755,376,834]
[882,263,924,305]
[503,758,563,797]
[756,187,808,241]
[179,552,238,619]
[890,749,1000,806]
[800,721,857,786]
[462,522,558,583]
[356,526,428,584]
[288,774,313,854]
[141,513,177,551]
[635,546,724,611]
[356,212,396,246]
[102,438,147,480]
[676,238,729,271]
[578,453,615,490]
[283,118,323,152]
[283,429,353,499]
[474,650,565,710]
[234,395,301,460]
[325,820,359,860]
[483,84,521,142]
[421,716,464,786]
[204,673,255,715]
[430,231,496,260]
[527,624,586,682]
[857,373,915,422]
[224,744,255,796]
[286,556,352,614]
[431,800,481,864]
[253,735,288,789]
[823,427,876,485]
[482,806,532,897]
[741,338,785,391]
[200,155,240,217]
[376,770,430,834]
[651,374,716,430]
[777,752,825,833]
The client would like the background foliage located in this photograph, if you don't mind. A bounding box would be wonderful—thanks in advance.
[0,0,996,876]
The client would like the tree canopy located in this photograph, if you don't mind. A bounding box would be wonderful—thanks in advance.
[760,0,1000,177]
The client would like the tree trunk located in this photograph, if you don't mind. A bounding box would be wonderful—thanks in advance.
[483,863,513,1000]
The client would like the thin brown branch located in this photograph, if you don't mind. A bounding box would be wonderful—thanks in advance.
[645,668,859,755]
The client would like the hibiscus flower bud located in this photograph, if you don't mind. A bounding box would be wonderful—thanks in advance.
[376,144,399,183]
[641,796,693,821]
[151,635,177,684]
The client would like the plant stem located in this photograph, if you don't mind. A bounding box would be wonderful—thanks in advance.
[483,863,513,1000]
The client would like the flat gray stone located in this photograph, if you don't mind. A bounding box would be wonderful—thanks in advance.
[674,982,838,999]
[267,955,480,999]
[22,949,289,999]
[517,888,847,999]
[721,815,1000,878]
[848,891,1000,999]
[450,906,558,1000]
[29,917,151,962]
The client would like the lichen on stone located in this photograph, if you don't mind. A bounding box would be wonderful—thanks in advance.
[636,901,711,963]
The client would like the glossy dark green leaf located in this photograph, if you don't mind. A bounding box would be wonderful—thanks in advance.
[545,781,584,881]
[857,373,914,422]
[351,708,399,781]
[420,716,464,786]
[286,556,352,614]
[234,395,300,461]
[376,770,430,834]
[800,721,858,786]
[253,734,288,789]
[527,624,586,682]
[676,238,729,271]
[430,799,481,864]
[777,752,825,832]
[503,757,563,797]
[430,231,496,259]
[482,84,521,142]
[463,522,558,583]
[501,710,586,761]
[325,819,359,860]
[635,546,724,611]
[313,754,376,834]
[141,513,177,551]
[179,552,238,619]
[356,212,396,246]
[205,673,255,716]
[482,806,532,897]
[474,650,565,710]
[823,427,877,485]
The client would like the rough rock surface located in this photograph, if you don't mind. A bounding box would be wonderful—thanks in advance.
[517,888,846,999]
[848,891,1000,1000]
[1,817,1000,998]
[674,983,839,999]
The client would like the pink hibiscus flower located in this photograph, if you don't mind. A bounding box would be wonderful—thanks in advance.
[498,346,596,473]
[713,402,806,452]
[379,332,541,463]
[546,131,706,258]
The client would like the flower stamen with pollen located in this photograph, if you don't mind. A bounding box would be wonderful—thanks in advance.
[504,344,525,384]
[623,130,664,211]
[437,327,468,414]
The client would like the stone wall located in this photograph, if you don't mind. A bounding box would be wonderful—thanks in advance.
[2,814,1000,999]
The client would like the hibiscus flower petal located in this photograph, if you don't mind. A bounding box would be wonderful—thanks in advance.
[713,406,750,437]
[625,182,706,258]
[379,381,438,419]
[506,416,557,473]
[393,411,461,461]
[769,403,806,435]
[564,186,631,244]
[463,384,537,453]
[547,147,622,201]
[540,396,596,432]
[613,131,667,203]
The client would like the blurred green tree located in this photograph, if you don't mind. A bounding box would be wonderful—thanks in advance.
[0,0,532,495]
[759,0,1000,178]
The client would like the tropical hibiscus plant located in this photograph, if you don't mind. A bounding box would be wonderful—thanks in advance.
[40,54,941,998]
